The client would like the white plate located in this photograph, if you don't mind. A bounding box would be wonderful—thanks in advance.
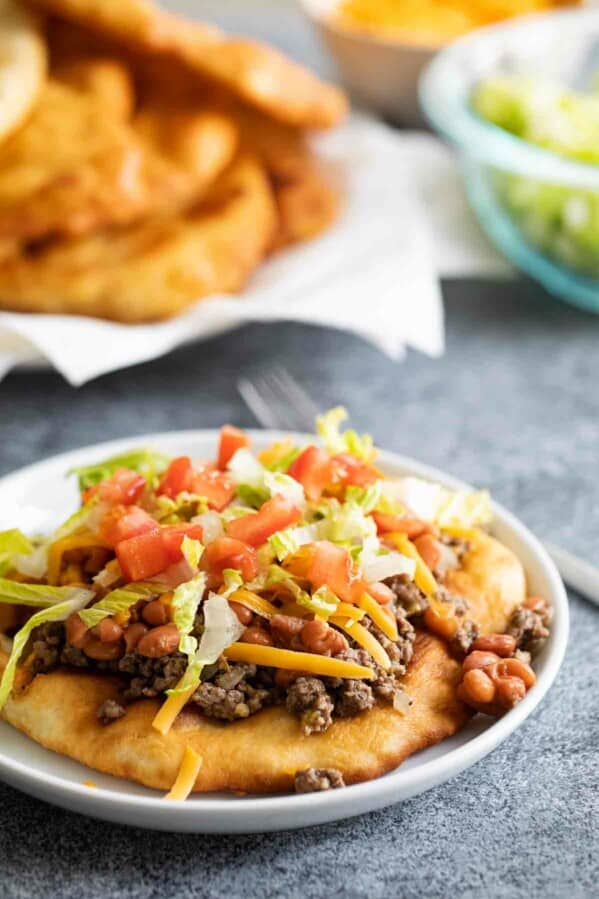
[0,431,568,833]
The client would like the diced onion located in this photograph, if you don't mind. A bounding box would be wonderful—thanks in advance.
[192,511,223,544]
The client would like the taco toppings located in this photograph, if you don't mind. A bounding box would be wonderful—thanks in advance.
[0,410,551,796]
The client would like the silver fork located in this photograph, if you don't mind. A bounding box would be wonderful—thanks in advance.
[237,366,599,607]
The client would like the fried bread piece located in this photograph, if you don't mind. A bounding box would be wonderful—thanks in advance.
[28,0,347,128]
[0,532,525,793]
[0,152,277,321]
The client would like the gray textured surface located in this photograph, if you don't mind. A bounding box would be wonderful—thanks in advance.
[0,283,598,899]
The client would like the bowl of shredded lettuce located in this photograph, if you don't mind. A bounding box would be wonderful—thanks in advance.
[420,6,599,312]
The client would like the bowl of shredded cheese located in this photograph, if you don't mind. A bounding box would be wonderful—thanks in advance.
[299,0,580,125]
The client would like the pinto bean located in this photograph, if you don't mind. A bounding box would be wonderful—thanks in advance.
[141,599,169,626]
[83,637,124,661]
[123,622,149,653]
[424,606,459,641]
[65,611,89,648]
[301,620,348,655]
[241,627,273,646]
[471,634,517,658]
[93,618,123,643]
[462,650,501,672]
[461,668,496,704]
[414,534,442,571]
[524,595,549,615]
[229,602,253,626]
[136,624,180,658]
[270,614,305,644]
[495,657,536,688]
[494,675,527,707]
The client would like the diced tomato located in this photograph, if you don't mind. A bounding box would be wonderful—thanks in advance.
[100,505,159,546]
[227,495,302,547]
[288,445,333,501]
[330,453,378,488]
[161,523,204,563]
[87,467,146,506]
[372,512,430,539]
[116,531,170,582]
[157,456,194,499]
[191,466,235,511]
[203,537,258,582]
[307,541,353,601]
[217,425,250,470]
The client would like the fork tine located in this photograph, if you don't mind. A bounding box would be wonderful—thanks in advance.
[237,377,281,430]
[237,366,319,432]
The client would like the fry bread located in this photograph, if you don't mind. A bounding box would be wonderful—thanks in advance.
[234,107,341,248]
[0,65,237,247]
[28,0,347,128]
[0,153,277,321]
[0,531,525,794]
[0,0,47,145]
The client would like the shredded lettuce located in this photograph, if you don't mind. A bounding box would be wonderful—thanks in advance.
[221,569,244,597]
[268,524,321,562]
[167,593,244,696]
[384,477,492,529]
[78,584,156,628]
[318,497,378,545]
[220,504,258,523]
[262,445,301,472]
[0,589,93,710]
[297,585,338,617]
[360,550,416,583]
[0,577,93,609]
[181,536,204,570]
[70,448,170,492]
[316,407,375,463]
[170,572,206,658]
[344,482,382,514]
[155,493,208,524]
[0,530,33,576]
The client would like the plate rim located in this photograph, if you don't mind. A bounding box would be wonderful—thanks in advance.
[0,429,569,831]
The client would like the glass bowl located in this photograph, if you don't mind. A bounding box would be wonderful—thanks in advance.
[420,7,599,313]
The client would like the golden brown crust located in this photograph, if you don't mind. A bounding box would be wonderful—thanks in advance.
[444,530,526,634]
[0,529,526,793]
[1,632,467,793]
[0,152,277,321]
[28,0,347,129]
[0,67,238,249]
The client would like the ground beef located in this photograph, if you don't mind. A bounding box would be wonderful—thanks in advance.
[384,575,428,617]
[286,676,334,735]
[97,699,126,725]
[336,679,374,717]
[365,616,415,675]
[294,768,345,793]
[435,585,468,618]
[118,652,188,699]
[190,663,275,721]
[508,607,550,656]
[30,622,64,673]
[450,619,479,656]
[60,645,90,668]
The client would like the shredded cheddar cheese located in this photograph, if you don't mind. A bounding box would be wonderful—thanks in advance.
[152,683,197,735]
[47,533,111,585]
[388,533,453,619]
[224,643,373,679]
[358,592,398,641]
[330,617,391,671]
[335,602,366,622]
[229,588,279,620]
[165,746,203,800]
[439,525,480,541]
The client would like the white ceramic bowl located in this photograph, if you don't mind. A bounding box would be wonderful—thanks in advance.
[0,431,568,832]
[299,0,441,125]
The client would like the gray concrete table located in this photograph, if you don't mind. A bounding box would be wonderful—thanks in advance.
[0,283,598,899]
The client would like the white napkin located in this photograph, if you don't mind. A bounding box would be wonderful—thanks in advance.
[0,116,444,385]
